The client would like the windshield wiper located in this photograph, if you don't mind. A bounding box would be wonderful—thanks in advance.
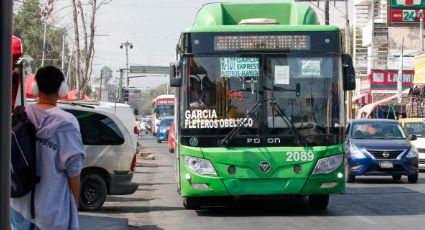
[269,99,308,147]
[218,99,263,146]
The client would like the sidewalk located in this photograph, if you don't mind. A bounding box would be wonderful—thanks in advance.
[79,214,128,230]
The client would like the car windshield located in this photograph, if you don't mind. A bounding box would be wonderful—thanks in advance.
[405,122,425,137]
[160,119,173,126]
[351,122,406,139]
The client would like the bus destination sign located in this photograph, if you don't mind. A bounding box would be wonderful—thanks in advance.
[214,35,310,51]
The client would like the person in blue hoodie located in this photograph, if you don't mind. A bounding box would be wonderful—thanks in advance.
[11,66,85,230]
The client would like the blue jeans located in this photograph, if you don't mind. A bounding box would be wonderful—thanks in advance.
[10,209,41,230]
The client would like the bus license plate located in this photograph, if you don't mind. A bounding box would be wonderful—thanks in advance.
[380,161,393,168]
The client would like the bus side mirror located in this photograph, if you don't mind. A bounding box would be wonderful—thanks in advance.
[342,54,356,91]
[169,63,182,87]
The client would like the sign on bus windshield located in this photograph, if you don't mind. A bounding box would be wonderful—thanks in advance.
[187,32,340,54]
[214,35,310,51]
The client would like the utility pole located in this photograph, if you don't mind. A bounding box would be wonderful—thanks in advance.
[1,0,13,228]
[420,9,424,52]
[119,69,124,103]
[120,41,133,89]
[41,21,47,66]
[325,0,330,25]
[345,0,352,120]
[398,38,404,105]
[344,0,350,54]
[99,70,103,101]
[61,34,66,71]
[40,2,53,67]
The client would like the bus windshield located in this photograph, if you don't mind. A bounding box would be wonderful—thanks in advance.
[181,54,343,146]
[156,104,174,118]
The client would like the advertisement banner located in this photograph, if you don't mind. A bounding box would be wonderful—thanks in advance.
[389,0,425,25]
[414,52,425,84]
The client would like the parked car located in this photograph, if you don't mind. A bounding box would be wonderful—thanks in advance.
[156,117,173,143]
[59,103,139,210]
[345,119,419,183]
[93,102,139,150]
[400,118,425,170]
[168,121,175,153]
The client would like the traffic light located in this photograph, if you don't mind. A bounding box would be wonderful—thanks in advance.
[295,83,301,97]
[122,88,129,101]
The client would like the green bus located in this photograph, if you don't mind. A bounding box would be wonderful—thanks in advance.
[169,2,355,210]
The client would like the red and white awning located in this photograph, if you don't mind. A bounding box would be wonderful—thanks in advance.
[352,93,369,105]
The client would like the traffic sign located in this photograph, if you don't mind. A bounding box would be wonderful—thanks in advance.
[130,66,169,74]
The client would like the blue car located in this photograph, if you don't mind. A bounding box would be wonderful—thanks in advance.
[156,117,174,143]
[345,119,419,183]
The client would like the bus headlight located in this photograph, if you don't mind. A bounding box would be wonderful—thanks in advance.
[184,156,217,176]
[406,147,418,158]
[312,154,343,175]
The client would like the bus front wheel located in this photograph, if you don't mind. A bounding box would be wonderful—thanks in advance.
[183,197,201,210]
[308,194,329,210]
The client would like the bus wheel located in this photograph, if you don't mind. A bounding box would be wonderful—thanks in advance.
[308,194,329,210]
[183,197,201,210]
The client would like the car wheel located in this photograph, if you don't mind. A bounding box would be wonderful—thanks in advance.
[183,197,201,210]
[309,194,329,210]
[408,174,418,183]
[79,174,107,211]
[392,175,402,181]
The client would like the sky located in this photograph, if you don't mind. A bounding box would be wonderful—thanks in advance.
[52,0,354,90]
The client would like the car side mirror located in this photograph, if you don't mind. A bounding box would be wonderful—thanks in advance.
[342,54,356,91]
[410,135,417,141]
[169,63,182,87]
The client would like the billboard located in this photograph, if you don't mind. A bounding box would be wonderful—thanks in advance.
[389,0,425,25]
[414,52,425,84]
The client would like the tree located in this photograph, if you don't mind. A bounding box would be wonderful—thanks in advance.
[138,84,175,116]
[13,0,68,71]
[71,0,111,97]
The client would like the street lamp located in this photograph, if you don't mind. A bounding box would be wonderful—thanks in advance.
[120,41,133,90]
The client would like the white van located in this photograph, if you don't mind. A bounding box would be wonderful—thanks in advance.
[59,104,139,210]
[93,102,139,150]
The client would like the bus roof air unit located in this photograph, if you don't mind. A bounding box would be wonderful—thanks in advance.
[238,18,279,25]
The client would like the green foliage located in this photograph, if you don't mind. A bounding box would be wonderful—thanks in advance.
[138,84,175,116]
[13,0,68,70]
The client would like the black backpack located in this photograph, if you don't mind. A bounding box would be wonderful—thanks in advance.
[11,106,39,218]
[11,61,40,219]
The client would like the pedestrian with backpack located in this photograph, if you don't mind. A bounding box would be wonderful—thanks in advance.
[10,66,85,230]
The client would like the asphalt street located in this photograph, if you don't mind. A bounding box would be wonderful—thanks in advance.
[80,135,425,230]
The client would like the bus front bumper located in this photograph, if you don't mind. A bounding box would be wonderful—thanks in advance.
[180,164,345,197]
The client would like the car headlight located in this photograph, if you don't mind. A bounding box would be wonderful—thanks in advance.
[184,156,217,176]
[312,154,344,175]
[350,146,366,159]
[406,147,418,158]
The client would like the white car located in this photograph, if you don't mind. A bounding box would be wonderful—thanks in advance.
[401,118,425,170]
[59,103,139,210]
